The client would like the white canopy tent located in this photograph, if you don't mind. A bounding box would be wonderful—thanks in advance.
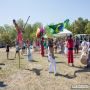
[57,28,72,37]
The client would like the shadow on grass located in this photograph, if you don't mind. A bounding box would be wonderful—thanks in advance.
[0,81,7,88]
[0,63,5,65]
[75,67,90,74]
[31,60,38,62]
[8,59,15,60]
[55,73,77,79]
[43,56,48,57]
[56,61,65,64]
[25,68,42,76]
[20,57,24,59]
[55,56,58,58]
[67,65,83,69]
[27,60,38,62]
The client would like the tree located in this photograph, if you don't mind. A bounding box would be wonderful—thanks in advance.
[69,17,89,35]
[17,19,24,28]
[85,21,90,34]
[23,24,32,40]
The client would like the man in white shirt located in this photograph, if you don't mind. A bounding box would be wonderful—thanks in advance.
[81,38,90,68]
[87,39,90,68]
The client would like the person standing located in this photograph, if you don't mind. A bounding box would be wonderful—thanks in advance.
[14,41,21,68]
[6,44,10,60]
[48,38,57,76]
[40,37,44,57]
[48,52,56,76]
[27,44,32,61]
[81,38,88,56]
[67,35,74,66]
[26,39,32,61]
[54,40,57,54]
[48,38,54,56]
[80,38,88,66]
[13,19,23,48]
[22,41,26,55]
[74,36,80,54]
[60,40,64,54]
[86,38,90,68]
[15,41,20,59]
[43,39,48,54]
[64,37,68,55]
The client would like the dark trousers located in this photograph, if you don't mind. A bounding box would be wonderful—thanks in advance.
[75,45,79,54]
[41,45,44,57]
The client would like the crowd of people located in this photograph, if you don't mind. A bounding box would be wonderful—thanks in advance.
[5,19,90,76]
[5,35,90,75]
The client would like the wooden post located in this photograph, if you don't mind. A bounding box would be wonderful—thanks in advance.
[18,51,20,69]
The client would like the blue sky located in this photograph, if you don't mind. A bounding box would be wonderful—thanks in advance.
[0,0,90,26]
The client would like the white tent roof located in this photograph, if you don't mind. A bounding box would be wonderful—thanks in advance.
[57,28,72,36]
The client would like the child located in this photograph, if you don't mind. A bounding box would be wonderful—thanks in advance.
[27,45,32,61]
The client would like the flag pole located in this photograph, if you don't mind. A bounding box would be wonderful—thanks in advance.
[19,16,30,69]
[23,16,30,30]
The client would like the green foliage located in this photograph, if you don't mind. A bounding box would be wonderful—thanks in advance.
[85,21,90,34]
[23,24,32,40]
[44,25,54,38]
[17,19,24,28]
[0,18,90,44]
[69,17,89,35]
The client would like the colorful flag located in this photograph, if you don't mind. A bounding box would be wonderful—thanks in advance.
[57,23,64,31]
[64,19,69,28]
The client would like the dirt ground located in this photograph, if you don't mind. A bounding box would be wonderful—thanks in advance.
[0,48,90,90]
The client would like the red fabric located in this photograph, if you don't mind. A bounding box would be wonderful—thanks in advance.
[67,38,74,63]
[41,45,44,56]
[17,32,23,42]
[67,39,73,48]
[15,25,23,47]
[40,38,44,57]
[26,39,30,48]
[37,41,39,46]
[42,37,44,41]
[68,50,73,63]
